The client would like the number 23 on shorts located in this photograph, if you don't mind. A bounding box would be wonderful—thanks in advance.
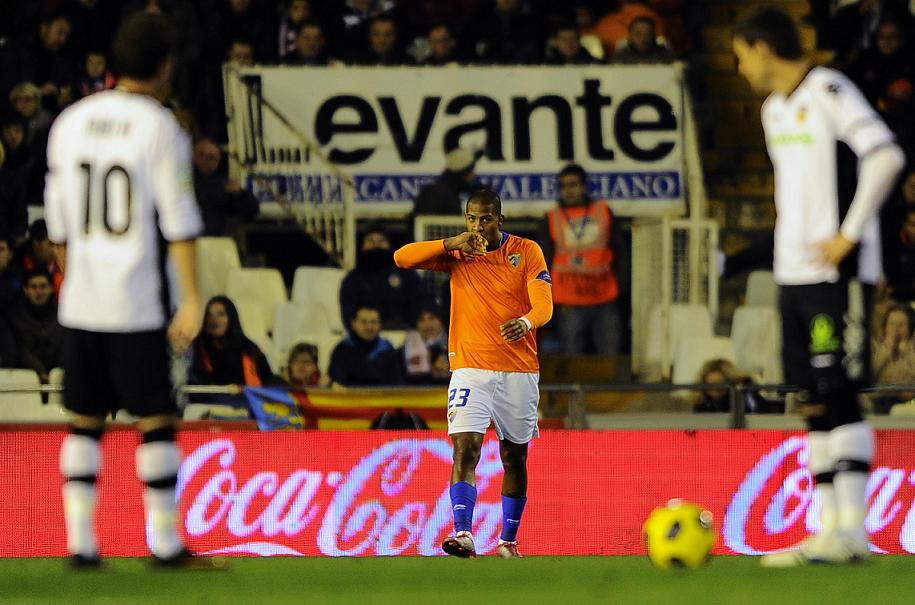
[448,388,470,409]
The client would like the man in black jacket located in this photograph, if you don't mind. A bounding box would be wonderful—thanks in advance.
[328,305,404,386]
[410,148,479,223]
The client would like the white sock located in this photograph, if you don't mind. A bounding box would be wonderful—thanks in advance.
[136,441,184,559]
[60,434,101,557]
[807,431,837,534]
[62,482,98,557]
[829,421,874,541]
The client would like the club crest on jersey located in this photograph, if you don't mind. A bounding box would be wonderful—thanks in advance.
[797,106,807,123]
[508,253,522,268]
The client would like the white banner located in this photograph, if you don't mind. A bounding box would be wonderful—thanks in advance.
[227,65,687,216]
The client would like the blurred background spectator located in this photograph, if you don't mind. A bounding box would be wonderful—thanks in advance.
[613,15,674,64]
[870,302,915,413]
[278,0,313,60]
[15,220,62,298]
[189,295,275,387]
[691,358,782,414]
[329,305,404,385]
[193,137,259,247]
[7,269,62,384]
[340,228,422,330]
[281,341,326,388]
[402,305,450,384]
[0,234,21,313]
[545,20,601,65]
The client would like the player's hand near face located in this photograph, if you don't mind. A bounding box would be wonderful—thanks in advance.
[500,318,530,342]
[444,232,487,256]
[816,233,856,268]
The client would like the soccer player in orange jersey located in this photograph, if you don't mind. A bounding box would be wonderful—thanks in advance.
[394,189,553,558]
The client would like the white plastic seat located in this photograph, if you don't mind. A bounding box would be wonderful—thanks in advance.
[380,330,407,349]
[672,336,737,386]
[746,270,778,307]
[643,304,715,379]
[0,369,67,423]
[272,301,335,361]
[196,237,241,302]
[731,305,783,384]
[233,297,273,357]
[290,266,346,333]
[226,267,288,330]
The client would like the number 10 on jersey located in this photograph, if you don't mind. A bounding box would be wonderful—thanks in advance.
[80,161,132,236]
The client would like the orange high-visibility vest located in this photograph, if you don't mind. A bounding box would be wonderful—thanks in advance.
[546,200,619,306]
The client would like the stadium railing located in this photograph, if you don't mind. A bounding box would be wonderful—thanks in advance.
[3,382,915,430]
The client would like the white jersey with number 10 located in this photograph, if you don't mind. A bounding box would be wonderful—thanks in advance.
[44,89,203,332]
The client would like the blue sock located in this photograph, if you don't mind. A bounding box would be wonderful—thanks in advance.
[450,482,476,533]
[500,495,527,542]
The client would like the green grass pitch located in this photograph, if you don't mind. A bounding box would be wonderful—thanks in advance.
[1,556,914,604]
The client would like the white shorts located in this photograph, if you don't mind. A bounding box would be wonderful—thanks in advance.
[447,368,540,443]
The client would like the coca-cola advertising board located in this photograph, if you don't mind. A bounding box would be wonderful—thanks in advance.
[2,429,914,557]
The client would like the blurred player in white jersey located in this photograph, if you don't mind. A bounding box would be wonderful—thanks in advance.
[733,7,905,566]
[45,13,221,569]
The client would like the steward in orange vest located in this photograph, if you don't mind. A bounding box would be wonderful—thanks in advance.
[539,164,622,355]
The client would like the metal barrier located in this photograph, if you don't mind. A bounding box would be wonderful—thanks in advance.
[4,382,915,430]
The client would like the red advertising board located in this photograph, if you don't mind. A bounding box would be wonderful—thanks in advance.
[2,429,914,557]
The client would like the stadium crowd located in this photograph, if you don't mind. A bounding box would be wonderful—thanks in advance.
[2,1,915,414]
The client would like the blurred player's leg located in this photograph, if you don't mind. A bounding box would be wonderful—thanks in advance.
[830,421,873,559]
[135,419,184,561]
[60,417,105,568]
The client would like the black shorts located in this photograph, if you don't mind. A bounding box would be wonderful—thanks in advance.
[62,328,177,419]
[779,280,870,427]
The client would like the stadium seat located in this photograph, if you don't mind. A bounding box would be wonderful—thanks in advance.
[381,330,407,349]
[290,267,346,333]
[272,301,335,364]
[671,336,737,387]
[0,369,66,423]
[745,271,778,307]
[643,304,715,380]
[731,305,783,384]
[233,297,273,357]
[226,267,288,330]
[196,237,241,302]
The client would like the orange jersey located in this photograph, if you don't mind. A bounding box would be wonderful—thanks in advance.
[394,233,553,373]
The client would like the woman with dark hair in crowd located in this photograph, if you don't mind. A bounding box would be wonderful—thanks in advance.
[188,295,274,387]
[281,341,326,388]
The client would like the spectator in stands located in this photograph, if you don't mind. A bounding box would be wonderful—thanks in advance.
[282,341,326,388]
[613,15,674,64]
[411,147,480,221]
[847,16,914,111]
[692,358,782,414]
[539,163,622,355]
[7,269,63,383]
[329,305,404,385]
[15,220,62,298]
[76,50,116,98]
[471,0,544,64]
[205,0,276,63]
[591,0,667,61]
[284,21,334,65]
[67,0,120,61]
[278,0,313,59]
[193,137,259,244]
[0,11,77,112]
[885,205,915,303]
[353,15,410,65]
[825,0,910,69]
[0,234,22,313]
[870,303,915,413]
[544,20,601,64]
[402,305,450,384]
[342,0,398,55]
[340,228,423,330]
[227,39,255,66]
[419,23,462,66]
[9,83,53,145]
[877,77,915,159]
[188,295,275,387]
[0,115,29,240]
